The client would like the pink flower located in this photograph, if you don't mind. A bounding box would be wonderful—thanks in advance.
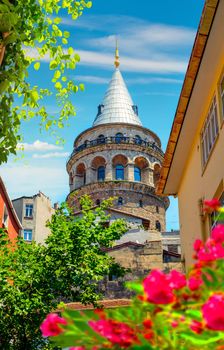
[190,320,203,334]
[193,239,203,252]
[143,270,175,304]
[89,319,138,348]
[197,238,224,262]
[167,270,186,290]
[69,348,85,350]
[204,199,220,212]
[40,313,67,337]
[171,321,178,328]
[211,225,224,244]
[202,294,224,330]
[188,275,203,291]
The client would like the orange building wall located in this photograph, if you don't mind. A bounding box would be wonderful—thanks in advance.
[0,184,20,240]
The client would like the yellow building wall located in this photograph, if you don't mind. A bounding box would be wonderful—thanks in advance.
[178,55,224,268]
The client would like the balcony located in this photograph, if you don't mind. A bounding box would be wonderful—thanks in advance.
[67,136,164,163]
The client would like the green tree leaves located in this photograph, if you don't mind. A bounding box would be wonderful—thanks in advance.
[0,0,92,164]
[0,196,127,349]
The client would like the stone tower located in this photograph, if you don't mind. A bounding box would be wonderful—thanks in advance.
[66,47,169,245]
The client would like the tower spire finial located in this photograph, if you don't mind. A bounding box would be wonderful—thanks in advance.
[114,38,120,68]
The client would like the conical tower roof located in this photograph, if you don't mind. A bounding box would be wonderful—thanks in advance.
[93,46,142,127]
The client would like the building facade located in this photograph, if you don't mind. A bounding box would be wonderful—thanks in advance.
[12,191,55,244]
[157,0,223,267]
[0,176,22,240]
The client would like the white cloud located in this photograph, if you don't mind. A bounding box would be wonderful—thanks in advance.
[74,75,182,85]
[77,50,187,74]
[1,165,68,203]
[33,152,69,159]
[17,140,63,152]
[75,75,109,84]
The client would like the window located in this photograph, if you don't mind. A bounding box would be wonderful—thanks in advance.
[156,220,161,231]
[115,133,124,144]
[134,135,142,145]
[142,219,150,230]
[116,164,124,180]
[3,205,9,228]
[117,197,123,206]
[201,96,219,167]
[25,204,33,218]
[168,244,178,254]
[134,166,141,181]
[220,76,224,118]
[97,134,105,144]
[97,166,105,181]
[69,172,73,185]
[139,200,143,208]
[24,229,32,241]
[96,199,100,206]
[156,206,159,213]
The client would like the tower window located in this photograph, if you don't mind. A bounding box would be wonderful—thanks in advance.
[97,166,105,181]
[96,199,100,206]
[97,134,105,144]
[134,135,142,145]
[115,133,124,143]
[142,219,150,230]
[117,197,123,206]
[134,166,141,182]
[139,200,143,208]
[116,164,124,180]
[156,220,161,231]
[156,206,159,213]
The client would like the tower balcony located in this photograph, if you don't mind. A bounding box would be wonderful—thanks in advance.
[67,135,164,167]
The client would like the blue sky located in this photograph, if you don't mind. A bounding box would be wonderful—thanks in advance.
[1,0,205,230]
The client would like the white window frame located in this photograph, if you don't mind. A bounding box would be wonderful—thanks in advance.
[25,204,33,218]
[23,229,32,241]
[201,95,219,168]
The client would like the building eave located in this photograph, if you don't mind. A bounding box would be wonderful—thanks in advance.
[156,0,220,196]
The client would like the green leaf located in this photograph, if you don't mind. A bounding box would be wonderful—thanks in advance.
[54,70,61,80]
[62,38,68,44]
[64,31,70,38]
[49,60,58,69]
[79,83,85,91]
[34,62,40,71]
[55,82,62,89]
[68,47,73,55]
[54,17,61,24]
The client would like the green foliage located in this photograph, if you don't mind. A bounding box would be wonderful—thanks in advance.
[0,196,127,349]
[0,0,92,164]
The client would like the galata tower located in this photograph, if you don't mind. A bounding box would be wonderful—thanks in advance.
[66,45,169,245]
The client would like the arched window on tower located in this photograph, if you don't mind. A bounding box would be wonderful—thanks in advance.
[156,220,161,231]
[134,166,141,182]
[115,132,124,144]
[116,164,124,180]
[134,135,142,145]
[97,166,105,181]
[97,134,105,144]
[118,197,123,206]
[139,199,143,208]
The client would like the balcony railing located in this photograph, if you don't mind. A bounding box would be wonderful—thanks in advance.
[67,136,164,163]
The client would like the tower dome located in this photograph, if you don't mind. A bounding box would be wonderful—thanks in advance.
[93,68,142,126]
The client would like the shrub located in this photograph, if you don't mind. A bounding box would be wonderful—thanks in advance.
[41,200,224,349]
